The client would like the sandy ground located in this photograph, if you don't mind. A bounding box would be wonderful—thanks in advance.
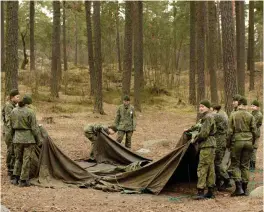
[1,103,263,212]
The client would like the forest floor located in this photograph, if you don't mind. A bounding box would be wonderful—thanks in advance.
[1,100,263,212]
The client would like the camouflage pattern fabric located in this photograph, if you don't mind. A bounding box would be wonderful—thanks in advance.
[115,104,136,131]
[116,131,133,148]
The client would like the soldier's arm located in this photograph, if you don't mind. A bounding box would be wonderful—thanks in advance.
[250,116,257,144]
[30,111,41,145]
[114,107,121,128]
[226,115,234,148]
[5,111,14,143]
[195,117,211,142]
[132,107,136,130]
[5,104,13,127]
[256,112,263,128]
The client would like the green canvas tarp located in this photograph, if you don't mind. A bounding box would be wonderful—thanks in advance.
[32,127,200,194]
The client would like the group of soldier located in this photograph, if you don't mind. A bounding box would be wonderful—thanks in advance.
[2,89,262,201]
[187,95,262,200]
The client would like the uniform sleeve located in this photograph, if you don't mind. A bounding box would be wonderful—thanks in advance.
[5,105,13,127]
[30,112,41,144]
[5,111,14,144]
[196,117,212,142]
[114,107,121,128]
[256,112,263,128]
[227,114,234,147]
[250,116,257,143]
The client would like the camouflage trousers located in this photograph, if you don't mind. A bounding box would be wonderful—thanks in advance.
[5,134,15,171]
[85,133,97,160]
[215,134,229,181]
[13,143,35,180]
[230,140,253,183]
[250,138,259,163]
[117,131,133,148]
[197,147,216,189]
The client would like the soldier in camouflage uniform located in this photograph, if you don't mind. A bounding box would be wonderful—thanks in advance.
[249,100,263,170]
[211,104,232,191]
[7,95,41,187]
[228,97,257,196]
[231,94,242,114]
[2,89,20,176]
[192,100,216,200]
[115,95,136,148]
[84,124,117,161]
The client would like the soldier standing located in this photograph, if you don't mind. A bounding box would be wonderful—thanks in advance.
[193,100,216,200]
[231,94,242,114]
[84,124,117,161]
[249,100,263,170]
[8,95,41,187]
[211,104,232,190]
[228,97,257,196]
[115,95,136,148]
[2,89,20,176]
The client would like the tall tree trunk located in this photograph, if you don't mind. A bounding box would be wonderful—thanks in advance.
[248,1,255,91]
[1,1,5,72]
[50,1,60,98]
[189,1,196,105]
[63,1,68,71]
[220,1,237,115]
[20,30,28,70]
[115,2,122,73]
[93,1,104,114]
[74,13,78,66]
[5,1,18,95]
[133,1,143,112]
[216,1,223,70]
[196,2,206,104]
[208,1,218,104]
[122,1,133,97]
[235,1,245,95]
[30,1,35,72]
[85,1,96,96]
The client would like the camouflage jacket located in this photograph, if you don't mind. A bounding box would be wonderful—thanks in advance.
[228,109,257,141]
[84,124,108,140]
[212,110,228,135]
[2,101,16,135]
[195,112,217,148]
[7,106,40,144]
[252,110,263,138]
[114,104,136,131]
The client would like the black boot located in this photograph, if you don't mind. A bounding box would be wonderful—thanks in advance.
[193,189,205,200]
[19,180,30,187]
[231,181,244,196]
[204,187,215,199]
[242,182,249,196]
[10,176,19,185]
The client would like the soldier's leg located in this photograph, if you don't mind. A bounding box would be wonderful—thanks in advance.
[214,146,223,185]
[20,144,34,181]
[204,148,216,198]
[250,138,259,168]
[12,144,23,184]
[197,148,211,189]
[116,131,125,143]
[125,131,133,148]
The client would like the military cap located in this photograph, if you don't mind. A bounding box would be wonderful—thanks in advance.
[200,99,211,109]
[251,100,260,107]
[22,94,32,105]
[238,96,247,106]
[233,94,242,101]
[9,89,19,97]
[123,95,130,101]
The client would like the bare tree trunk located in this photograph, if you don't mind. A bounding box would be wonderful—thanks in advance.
[248,1,255,91]
[1,1,5,72]
[216,1,223,70]
[196,2,206,104]
[85,1,96,96]
[208,1,218,104]
[220,1,237,115]
[20,30,28,70]
[93,1,104,114]
[122,1,133,97]
[189,1,196,105]
[5,1,18,95]
[235,1,245,96]
[115,2,122,73]
[30,1,35,72]
[50,1,60,98]
[133,1,143,112]
[63,1,68,71]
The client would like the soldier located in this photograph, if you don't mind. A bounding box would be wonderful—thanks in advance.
[211,104,232,190]
[249,100,263,170]
[7,95,41,187]
[231,94,242,114]
[192,100,216,200]
[228,97,257,196]
[84,124,117,161]
[115,95,136,148]
[2,89,20,176]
